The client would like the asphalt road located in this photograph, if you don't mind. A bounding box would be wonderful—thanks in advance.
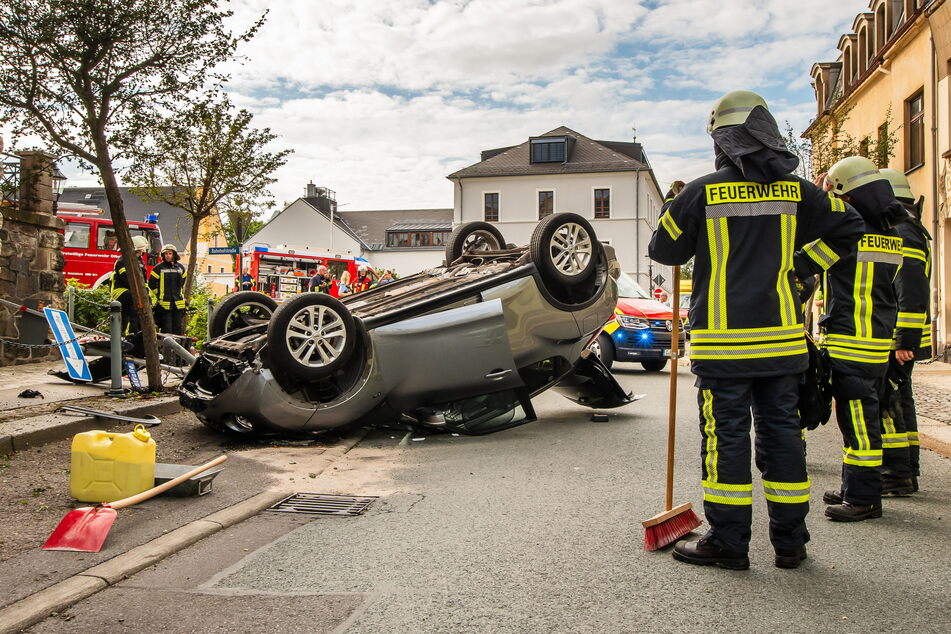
[28,364,951,633]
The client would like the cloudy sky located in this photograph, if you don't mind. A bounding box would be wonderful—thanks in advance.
[72,0,862,211]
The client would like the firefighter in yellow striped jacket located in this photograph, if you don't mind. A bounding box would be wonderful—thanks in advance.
[819,157,915,522]
[111,235,151,334]
[649,91,865,570]
[149,244,187,334]
[881,168,931,493]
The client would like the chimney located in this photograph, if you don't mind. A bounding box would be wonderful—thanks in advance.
[305,181,318,198]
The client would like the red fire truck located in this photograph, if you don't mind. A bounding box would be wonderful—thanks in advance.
[59,203,163,287]
[237,246,361,300]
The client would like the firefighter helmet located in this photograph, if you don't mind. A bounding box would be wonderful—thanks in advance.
[825,156,884,195]
[131,235,150,252]
[707,90,769,134]
[161,243,178,254]
[879,168,914,201]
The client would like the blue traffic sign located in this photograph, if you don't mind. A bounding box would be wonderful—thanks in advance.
[208,246,239,255]
[43,307,92,382]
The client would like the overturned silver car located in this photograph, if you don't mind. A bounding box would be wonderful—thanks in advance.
[179,213,635,436]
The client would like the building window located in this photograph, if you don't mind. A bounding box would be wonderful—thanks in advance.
[385,230,452,248]
[859,137,871,157]
[906,89,925,170]
[531,138,566,163]
[594,188,610,219]
[484,192,499,222]
[538,191,554,219]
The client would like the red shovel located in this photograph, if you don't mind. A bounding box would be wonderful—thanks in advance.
[43,455,228,553]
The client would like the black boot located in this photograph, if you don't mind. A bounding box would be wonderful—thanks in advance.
[825,502,882,522]
[822,490,843,505]
[672,538,749,570]
[774,546,808,569]
[882,476,914,496]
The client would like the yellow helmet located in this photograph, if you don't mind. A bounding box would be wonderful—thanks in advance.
[825,156,884,195]
[161,243,178,254]
[879,168,914,200]
[707,90,769,134]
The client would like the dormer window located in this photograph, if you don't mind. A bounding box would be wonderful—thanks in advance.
[530,136,572,163]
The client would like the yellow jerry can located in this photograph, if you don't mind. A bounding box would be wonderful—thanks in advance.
[69,424,156,503]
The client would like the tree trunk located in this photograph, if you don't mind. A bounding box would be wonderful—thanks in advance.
[94,142,163,391]
[183,211,204,303]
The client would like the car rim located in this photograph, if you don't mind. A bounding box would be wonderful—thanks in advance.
[285,304,347,367]
[549,222,592,276]
[463,230,501,253]
[589,340,602,358]
[226,415,254,433]
[225,302,274,331]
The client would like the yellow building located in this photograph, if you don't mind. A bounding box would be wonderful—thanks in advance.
[806,0,949,361]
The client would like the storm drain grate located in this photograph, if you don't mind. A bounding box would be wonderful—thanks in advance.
[268,492,378,516]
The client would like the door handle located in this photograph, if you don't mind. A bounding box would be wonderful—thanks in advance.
[484,369,512,380]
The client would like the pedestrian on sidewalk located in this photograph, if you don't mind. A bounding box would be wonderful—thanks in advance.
[881,169,931,493]
[819,157,913,522]
[649,90,864,570]
[149,244,187,334]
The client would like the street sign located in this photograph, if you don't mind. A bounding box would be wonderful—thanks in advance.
[209,246,239,255]
[124,360,142,390]
[653,288,664,300]
[653,274,665,287]
[43,307,91,382]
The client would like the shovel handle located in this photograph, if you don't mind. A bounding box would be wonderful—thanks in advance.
[109,455,228,510]
[666,266,681,511]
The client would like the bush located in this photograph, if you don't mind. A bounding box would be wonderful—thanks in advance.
[65,278,112,331]
[186,279,215,349]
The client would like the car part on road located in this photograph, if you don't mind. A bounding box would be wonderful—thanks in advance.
[17,389,44,399]
[43,454,228,553]
[154,462,224,497]
[56,405,161,427]
[267,292,358,381]
[643,265,701,551]
[268,492,378,516]
[445,221,506,263]
[208,291,278,338]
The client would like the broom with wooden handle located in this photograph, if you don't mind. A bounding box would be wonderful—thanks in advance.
[643,265,702,550]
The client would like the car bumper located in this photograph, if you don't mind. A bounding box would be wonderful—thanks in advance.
[610,327,685,360]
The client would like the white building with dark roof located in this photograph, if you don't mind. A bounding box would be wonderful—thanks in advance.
[446,126,669,292]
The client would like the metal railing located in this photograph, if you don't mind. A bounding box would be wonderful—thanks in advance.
[1,152,20,208]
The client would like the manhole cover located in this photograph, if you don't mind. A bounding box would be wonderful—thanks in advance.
[268,493,378,516]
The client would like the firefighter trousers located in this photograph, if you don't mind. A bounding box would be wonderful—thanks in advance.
[882,360,919,479]
[695,375,810,554]
[831,372,882,505]
[154,306,184,335]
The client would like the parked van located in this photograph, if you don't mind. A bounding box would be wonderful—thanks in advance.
[588,272,685,372]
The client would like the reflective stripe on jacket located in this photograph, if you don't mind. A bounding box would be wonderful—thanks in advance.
[893,209,932,359]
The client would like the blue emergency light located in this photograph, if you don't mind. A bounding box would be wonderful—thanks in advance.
[145,213,158,223]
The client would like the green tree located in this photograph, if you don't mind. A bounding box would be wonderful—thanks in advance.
[0,0,263,390]
[127,94,291,302]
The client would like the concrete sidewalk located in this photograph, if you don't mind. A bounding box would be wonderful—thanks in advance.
[0,359,182,454]
[911,360,951,458]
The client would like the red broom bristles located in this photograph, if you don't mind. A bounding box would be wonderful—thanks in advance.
[643,507,702,551]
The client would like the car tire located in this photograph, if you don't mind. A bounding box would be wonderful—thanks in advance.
[588,334,615,370]
[445,221,506,263]
[209,291,278,338]
[267,293,357,381]
[530,213,598,286]
[641,359,668,372]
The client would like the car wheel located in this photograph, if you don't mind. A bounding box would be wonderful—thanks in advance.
[209,292,278,338]
[267,293,357,381]
[588,334,615,370]
[530,213,598,286]
[445,221,506,263]
[641,359,667,372]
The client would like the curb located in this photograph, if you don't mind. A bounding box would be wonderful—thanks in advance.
[0,429,367,634]
[0,396,182,453]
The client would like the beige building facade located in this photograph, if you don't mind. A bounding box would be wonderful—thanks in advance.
[807,0,950,360]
